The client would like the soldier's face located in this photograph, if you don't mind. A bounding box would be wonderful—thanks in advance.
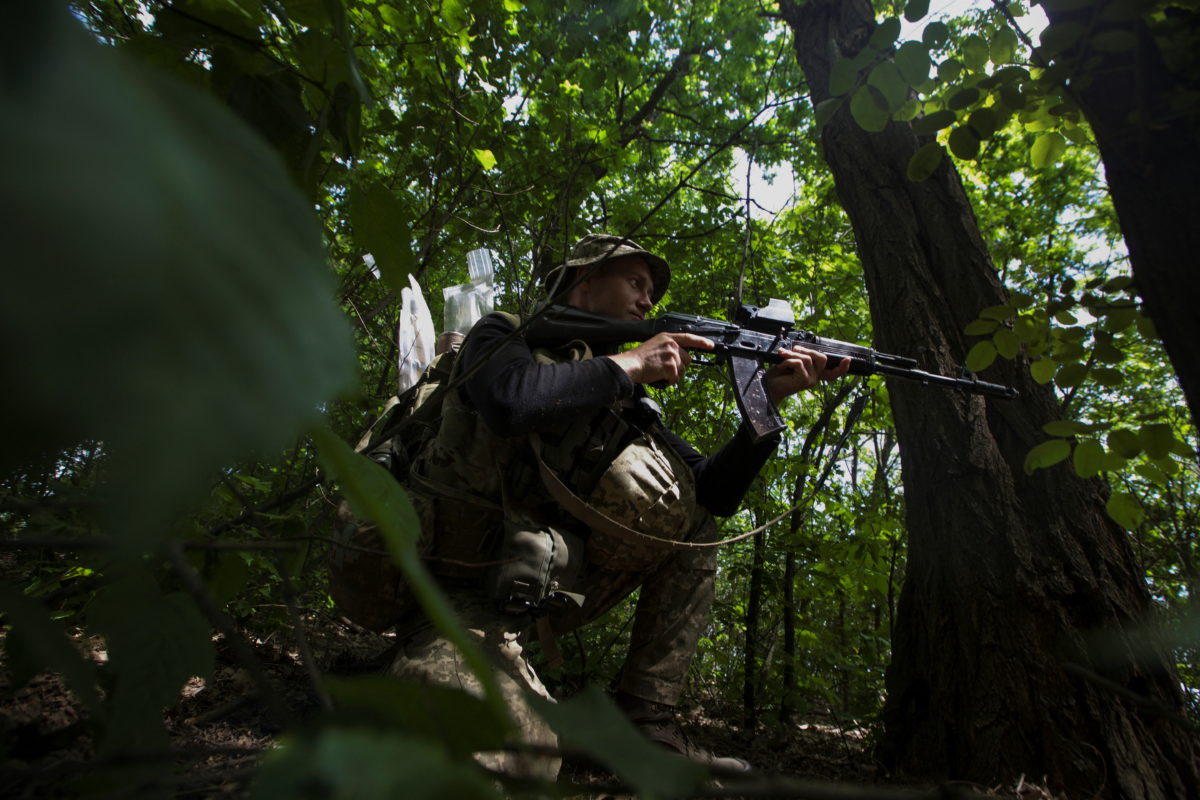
[569,256,655,321]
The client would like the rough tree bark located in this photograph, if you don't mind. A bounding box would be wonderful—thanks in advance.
[778,1,1199,797]
[1036,0,1200,433]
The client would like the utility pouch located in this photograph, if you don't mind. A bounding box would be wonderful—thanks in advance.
[484,520,585,615]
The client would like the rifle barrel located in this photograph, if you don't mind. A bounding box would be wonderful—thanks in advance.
[872,362,1018,399]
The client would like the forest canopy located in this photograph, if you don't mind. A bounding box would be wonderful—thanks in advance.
[2,0,1197,797]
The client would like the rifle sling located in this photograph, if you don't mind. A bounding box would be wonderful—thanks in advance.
[531,434,749,550]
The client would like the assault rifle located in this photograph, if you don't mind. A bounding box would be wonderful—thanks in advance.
[525,299,1018,443]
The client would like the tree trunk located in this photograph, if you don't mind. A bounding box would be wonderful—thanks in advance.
[1039,1,1200,433]
[779,1,1200,796]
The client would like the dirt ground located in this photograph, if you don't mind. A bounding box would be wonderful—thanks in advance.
[0,614,994,799]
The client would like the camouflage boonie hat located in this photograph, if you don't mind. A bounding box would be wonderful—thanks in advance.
[543,233,671,304]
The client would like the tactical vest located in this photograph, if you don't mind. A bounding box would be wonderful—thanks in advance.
[329,312,701,631]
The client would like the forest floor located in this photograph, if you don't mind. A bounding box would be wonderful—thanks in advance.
[0,613,1044,799]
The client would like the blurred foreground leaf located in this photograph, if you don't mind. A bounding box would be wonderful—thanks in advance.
[0,581,100,712]
[310,427,512,726]
[0,2,355,541]
[87,568,215,756]
[532,685,706,798]
[324,676,510,757]
[251,728,500,800]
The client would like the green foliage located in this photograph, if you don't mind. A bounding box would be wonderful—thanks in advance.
[2,1,356,542]
[3,0,1196,793]
[2,2,357,783]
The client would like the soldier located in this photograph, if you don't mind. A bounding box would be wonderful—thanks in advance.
[387,233,848,778]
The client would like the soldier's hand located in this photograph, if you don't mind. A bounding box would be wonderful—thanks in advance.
[764,346,851,405]
[606,332,714,386]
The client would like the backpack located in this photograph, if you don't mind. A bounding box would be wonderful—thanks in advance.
[327,312,522,632]
[326,348,458,632]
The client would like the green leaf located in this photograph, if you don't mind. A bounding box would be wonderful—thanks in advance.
[473,148,498,171]
[938,58,964,82]
[252,728,500,800]
[868,61,909,112]
[0,581,100,711]
[1092,367,1125,388]
[1105,492,1145,530]
[923,22,950,49]
[906,140,944,181]
[208,552,251,606]
[947,87,981,110]
[994,65,1031,84]
[88,571,215,755]
[815,97,844,131]
[965,319,1000,336]
[911,109,958,136]
[1031,357,1058,384]
[948,125,981,159]
[870,17,902,51]
[440,0,471,32]
[1094,339,1123,364]
[1042,420,1093,436]
[961,34,990,71]
[1100,306,1138,334]
[830,58,859,96]
[1072,439,1106,478]
[1139,423,1176,459]
[532,686,706,798]
[894,99,922,122]
[998,83,1027,110]
[1055,361,1088,388]
[968,107,1000,138]
[904,0,930,23]
[989,27,1019,64]
[966,340,998,372]
[979,304,1015,321]
[1038,21,1086,56]
[1013,315,1042,342]
[850,85,890,132]
[896,41,931,85]
[1030,131,1068,168]
[2,6,356,540]
[1135,461,1170,488]
[1024,439,1071,474]
[993,328,1019,358]
[349,180,416,292]
[1107,428,1142,459]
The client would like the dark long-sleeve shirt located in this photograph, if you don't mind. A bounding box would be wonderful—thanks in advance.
[455,312,781,517]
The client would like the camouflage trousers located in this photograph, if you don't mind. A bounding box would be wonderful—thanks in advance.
[387,508,719,779]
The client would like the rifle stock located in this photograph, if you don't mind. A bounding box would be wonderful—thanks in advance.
[525,301,1018,442]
